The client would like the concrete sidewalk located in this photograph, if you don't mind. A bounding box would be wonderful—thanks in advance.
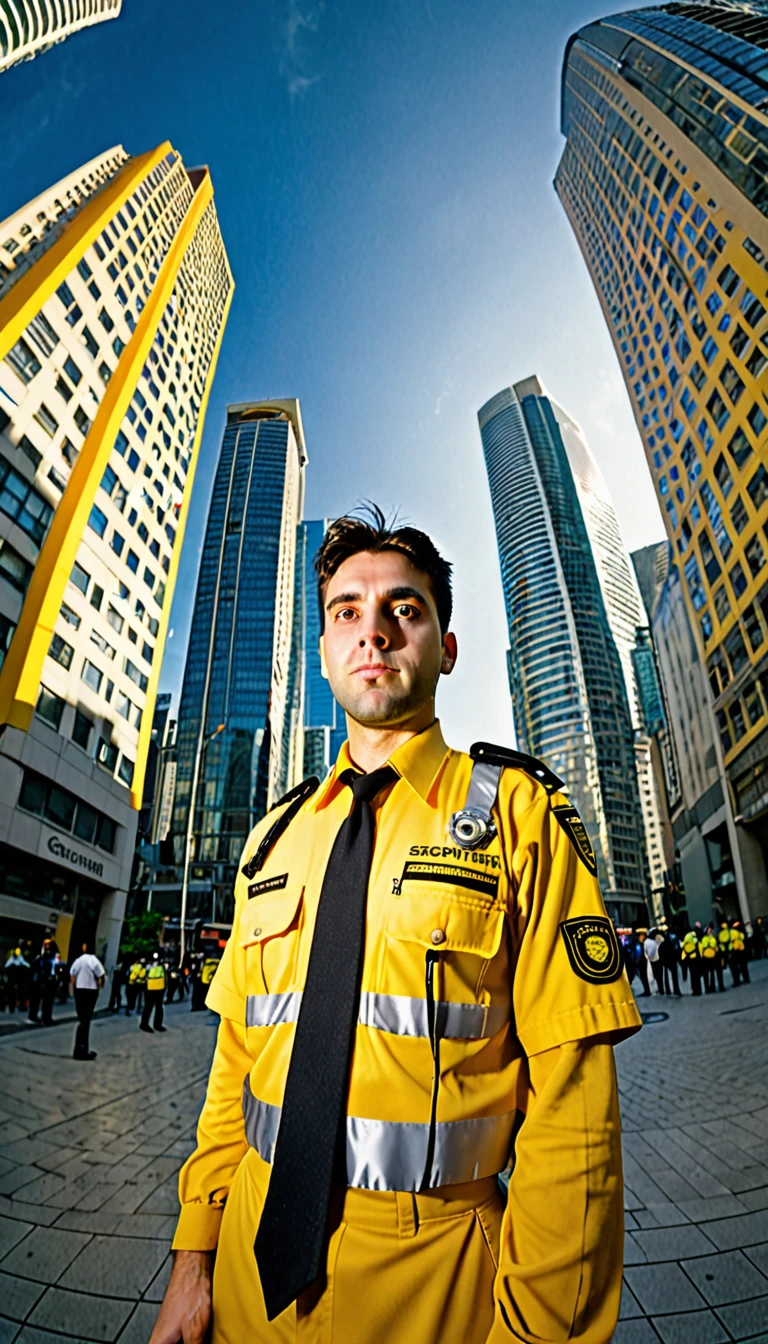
[0,965,766,1341]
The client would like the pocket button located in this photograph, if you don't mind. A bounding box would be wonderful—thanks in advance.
[253,927,262,937]
[430,928,446,945]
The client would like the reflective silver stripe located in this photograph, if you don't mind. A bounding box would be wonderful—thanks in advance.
[358,991,508,1041]
[464,761,502,816]
[242,1080,515,1192]
[242,1079,281,1163]
[245,991,302,1028]
[245,991,509,1040]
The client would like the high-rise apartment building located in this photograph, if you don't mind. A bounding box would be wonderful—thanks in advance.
[300,517,346,779]
[0,142,232,964]
[0,0,121,74]
[633,540,746,922]
[161,402,307,927]
[478,377,651,924]
[556,2,768,915]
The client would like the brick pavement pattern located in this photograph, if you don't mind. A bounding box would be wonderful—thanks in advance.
[0,967,765,1341]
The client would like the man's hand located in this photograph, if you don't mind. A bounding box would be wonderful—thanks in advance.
[149,1250,212,1344]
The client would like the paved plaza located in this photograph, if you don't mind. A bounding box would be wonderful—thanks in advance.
[0,968,765,1343]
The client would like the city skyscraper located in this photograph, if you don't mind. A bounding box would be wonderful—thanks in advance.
[556,2,768,915]
[300,517,346,779]
[633,540,748,922]
[162,401,307,927]
[0,142,232,965]
[478,377,651,924]
[0,0,121,73]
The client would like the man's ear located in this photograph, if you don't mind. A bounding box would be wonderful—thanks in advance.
[440,631,458,675]
[319,635,329,680]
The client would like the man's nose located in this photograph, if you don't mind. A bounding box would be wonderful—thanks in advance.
[358,624,389,649]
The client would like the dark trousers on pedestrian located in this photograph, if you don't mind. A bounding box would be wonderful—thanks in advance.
[687,961,702,996]
[716,958,726,992]
[108,975,122,1012]
[662,962,681,996]
[732,952,750,986]
[141,991,164,1031]
[74,988,98,1057]
[650,960,665,994]
[637,956,650,996]
[29,982,56,1024]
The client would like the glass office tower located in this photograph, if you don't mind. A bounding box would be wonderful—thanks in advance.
[300,517,346,778]
[165,401,307,925]
[556,1,768,915]
[0,142,232,965]
[1,0,122,73]
[479,378,650,923]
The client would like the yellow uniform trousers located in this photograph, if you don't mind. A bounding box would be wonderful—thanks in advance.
[213,1152,501,1344]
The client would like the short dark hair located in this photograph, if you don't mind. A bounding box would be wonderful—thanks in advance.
[315,504,453,633]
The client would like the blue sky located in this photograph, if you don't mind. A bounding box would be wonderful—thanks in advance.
[1,0,664,751]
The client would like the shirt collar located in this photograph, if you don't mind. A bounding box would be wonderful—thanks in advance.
[307,719,451,811]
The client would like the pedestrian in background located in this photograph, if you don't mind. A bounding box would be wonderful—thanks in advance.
[634,927,651,996]
[108,955,126,1013]
[140,952,166,1033]
[659,928,682,997]
[680,929,702,996]
[729,921,750,986]
[69,943,105,1061]
[3,947,29,1014]
[753,917,766,960]
[699,924,720,993]
[644,927,664,994]
[27,938,59,1025]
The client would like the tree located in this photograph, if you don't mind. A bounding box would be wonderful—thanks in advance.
[119,910,164,959]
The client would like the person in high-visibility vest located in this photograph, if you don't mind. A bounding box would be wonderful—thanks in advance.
[699,925,719,993]
[140,953,166,1034]
[729,922,750,987]
[125,960,143,1016]
[680,929,701,997]
[717,921,730,992]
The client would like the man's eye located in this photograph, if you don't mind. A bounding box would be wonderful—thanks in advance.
[393,603,418,618]
[337,608,357,621]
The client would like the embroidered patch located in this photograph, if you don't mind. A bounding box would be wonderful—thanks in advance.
[248,873,288,899]
[560,917,622,984]
[393,861,498,898]
[553,804,597,877]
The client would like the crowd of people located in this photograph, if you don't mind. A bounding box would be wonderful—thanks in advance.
[0,935,222,1059]
[619,915,767,997]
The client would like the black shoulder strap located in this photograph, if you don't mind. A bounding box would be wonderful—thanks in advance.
[241,776,320,879]
[470,742,564,794]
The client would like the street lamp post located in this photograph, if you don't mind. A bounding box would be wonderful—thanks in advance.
[178,722,225,966]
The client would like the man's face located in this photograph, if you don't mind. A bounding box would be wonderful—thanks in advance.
[321,549,456,729]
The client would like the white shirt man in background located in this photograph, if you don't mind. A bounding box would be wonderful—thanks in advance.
[643,928,664,996]
[69,943,105,1061]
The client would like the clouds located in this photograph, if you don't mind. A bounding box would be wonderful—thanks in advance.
[278,0,326,104]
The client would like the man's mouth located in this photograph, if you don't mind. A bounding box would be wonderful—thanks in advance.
[352,664,399,682]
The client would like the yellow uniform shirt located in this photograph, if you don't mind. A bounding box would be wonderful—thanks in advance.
[175,722,641,1343]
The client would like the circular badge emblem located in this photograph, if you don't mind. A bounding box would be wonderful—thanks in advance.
[585,935,610,964]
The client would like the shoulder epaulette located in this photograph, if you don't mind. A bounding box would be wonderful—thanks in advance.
[241,775,319,879]
[470,742,564,794]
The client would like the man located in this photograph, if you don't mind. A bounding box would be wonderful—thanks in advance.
[141,952,167,1033]
[27,937,58,1026]
[633,927,651,997]
[699,924,719,993]
[69,942,106,1060]
[4,947,29,1014]
[729,921,749,987]
[151,509,642,1344]
[680,928,701,996]
[644,927,664,994]
[658,928,682,998]
[108,955,126,1013]
[717,920,731,991]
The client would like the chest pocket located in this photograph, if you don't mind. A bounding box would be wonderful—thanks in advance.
[239,886,304,995]
[382,885,506,1003]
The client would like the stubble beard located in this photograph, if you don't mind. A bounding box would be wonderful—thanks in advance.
[336,668,438,729]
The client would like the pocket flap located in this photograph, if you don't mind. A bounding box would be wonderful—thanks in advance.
[239,886,303,947]
[387,887,505,958]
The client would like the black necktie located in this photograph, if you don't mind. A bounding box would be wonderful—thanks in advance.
[254,764,397,1320]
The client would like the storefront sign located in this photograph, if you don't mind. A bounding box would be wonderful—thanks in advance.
[46,834,104,879]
